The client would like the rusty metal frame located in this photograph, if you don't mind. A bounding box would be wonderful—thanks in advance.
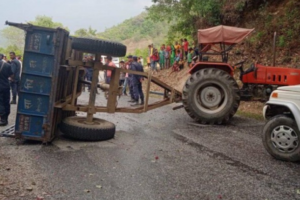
[57,59,182,116]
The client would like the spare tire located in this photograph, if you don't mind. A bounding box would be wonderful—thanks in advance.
[182,68,240,125]
[71,37,127,57]
[60,116,115,141]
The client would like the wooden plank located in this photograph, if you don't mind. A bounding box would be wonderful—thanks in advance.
[86,63,100,122]
[71,66,80,105]
[107,68,120,113]
[146,99,172,111]
[144,72,152,112]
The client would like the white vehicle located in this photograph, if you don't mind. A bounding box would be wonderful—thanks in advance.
[263,85,300,162]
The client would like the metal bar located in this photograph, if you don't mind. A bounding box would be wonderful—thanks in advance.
[71,66,80,105]
[107,68,121,113]
[86,63,100,122]
[144,72,152,112]
[273,32,277,66]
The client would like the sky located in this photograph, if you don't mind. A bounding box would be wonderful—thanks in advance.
[0,0,153,34]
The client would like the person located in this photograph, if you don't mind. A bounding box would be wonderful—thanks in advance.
[17,55,22,73]
[148,44,154,70]
[183,39,189,59]
[106,56,116,84]
[170,44,175,66]
[130,56,144,106]
[175,42,181,54]
[193,41,199,58]
[9,52,21,104]
[181,39,185,59]
[123,62,130,96]
[187,47,193,67]
[2,55,7,63]
[0,54,13,126]
[190,56,198,68]
[127,55,136,102]
[150,50,159,74]
[159,46,165,70]
[165,45,171,69]
[119,61,126,87]
[179,58,184,71]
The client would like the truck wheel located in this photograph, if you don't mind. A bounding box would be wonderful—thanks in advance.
[182,68,240,124]
[71,37,127,57]
[60,116,115,141]
[262,115,300,162]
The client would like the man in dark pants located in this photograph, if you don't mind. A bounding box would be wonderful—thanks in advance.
[0,54,13,126]
[131,56,144,106]
[9,52,21,104]
[127,55,136,103]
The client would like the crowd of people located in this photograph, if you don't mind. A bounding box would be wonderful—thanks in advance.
[147,39,199,74]
[0,52,22,126]
[83,54,144,107]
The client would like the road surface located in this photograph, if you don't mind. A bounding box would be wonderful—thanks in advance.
[0,91,300,200]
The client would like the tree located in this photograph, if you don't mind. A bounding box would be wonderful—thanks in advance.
[0,27,25,51]
[146,0,222,40]
[0,15,68,55]
[29,15,69,31]
[74,26,98,38]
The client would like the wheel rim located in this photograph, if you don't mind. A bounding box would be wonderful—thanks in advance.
[271,125,299,153]
[194,83,228,114]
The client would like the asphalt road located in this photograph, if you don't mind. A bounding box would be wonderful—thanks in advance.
[1,91,300,200]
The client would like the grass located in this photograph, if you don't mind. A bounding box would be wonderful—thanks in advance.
[236,110,265,121]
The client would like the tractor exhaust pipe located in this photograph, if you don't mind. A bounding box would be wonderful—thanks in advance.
[273,32,277,66]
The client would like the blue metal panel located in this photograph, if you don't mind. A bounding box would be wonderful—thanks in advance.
[19,74,52,95]
[22,52,54,76]
[16,115,45,137]
[25,31,55,55]
[18,93,49,116]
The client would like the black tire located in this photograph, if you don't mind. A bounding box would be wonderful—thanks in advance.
[262,115,300,162]
[71,37,127,57]
[60,116,115,141]
[182,68,240,125]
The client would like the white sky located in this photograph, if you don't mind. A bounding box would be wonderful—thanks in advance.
[0,0,153,33]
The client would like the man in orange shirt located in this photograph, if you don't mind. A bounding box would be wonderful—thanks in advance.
[106,56,116,84]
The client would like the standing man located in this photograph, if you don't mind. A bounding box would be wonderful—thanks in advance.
[126,55,135,102]
[0,54,13,126]
[106,56,116,84]
[9,52,21,104]
[119,61,126,87]
[183,39,189,60]
[131,56,144,106]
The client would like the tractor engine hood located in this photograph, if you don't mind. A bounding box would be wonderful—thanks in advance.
[277,85,300,92]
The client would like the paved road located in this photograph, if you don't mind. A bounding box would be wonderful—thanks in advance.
[1,91,300,200]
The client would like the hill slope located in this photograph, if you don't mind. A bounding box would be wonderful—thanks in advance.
[98,12,170,53]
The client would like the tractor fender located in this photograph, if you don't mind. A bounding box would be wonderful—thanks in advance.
[189,62,234,76]
[264,100,300,131]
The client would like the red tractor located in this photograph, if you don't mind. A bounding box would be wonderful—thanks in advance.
[183,25,300,124]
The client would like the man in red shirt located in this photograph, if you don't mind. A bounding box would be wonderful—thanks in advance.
[106,56,116,84]
[183,39,189,60]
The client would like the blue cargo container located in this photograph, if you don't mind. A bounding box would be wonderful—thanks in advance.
[7,22,70,142]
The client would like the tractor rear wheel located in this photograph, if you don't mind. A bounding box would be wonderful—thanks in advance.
[182,68,240,125]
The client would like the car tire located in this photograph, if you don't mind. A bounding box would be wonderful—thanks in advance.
[71,37,127,57]
[262,115,300,162]
[182,68,240,125]
[60,116,115,141]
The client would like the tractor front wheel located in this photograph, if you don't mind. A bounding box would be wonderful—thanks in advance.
[182,68,240,125]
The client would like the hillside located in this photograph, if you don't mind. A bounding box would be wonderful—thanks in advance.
[98,12,170,54]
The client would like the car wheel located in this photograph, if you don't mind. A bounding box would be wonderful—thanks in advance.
[262,115,300,162]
